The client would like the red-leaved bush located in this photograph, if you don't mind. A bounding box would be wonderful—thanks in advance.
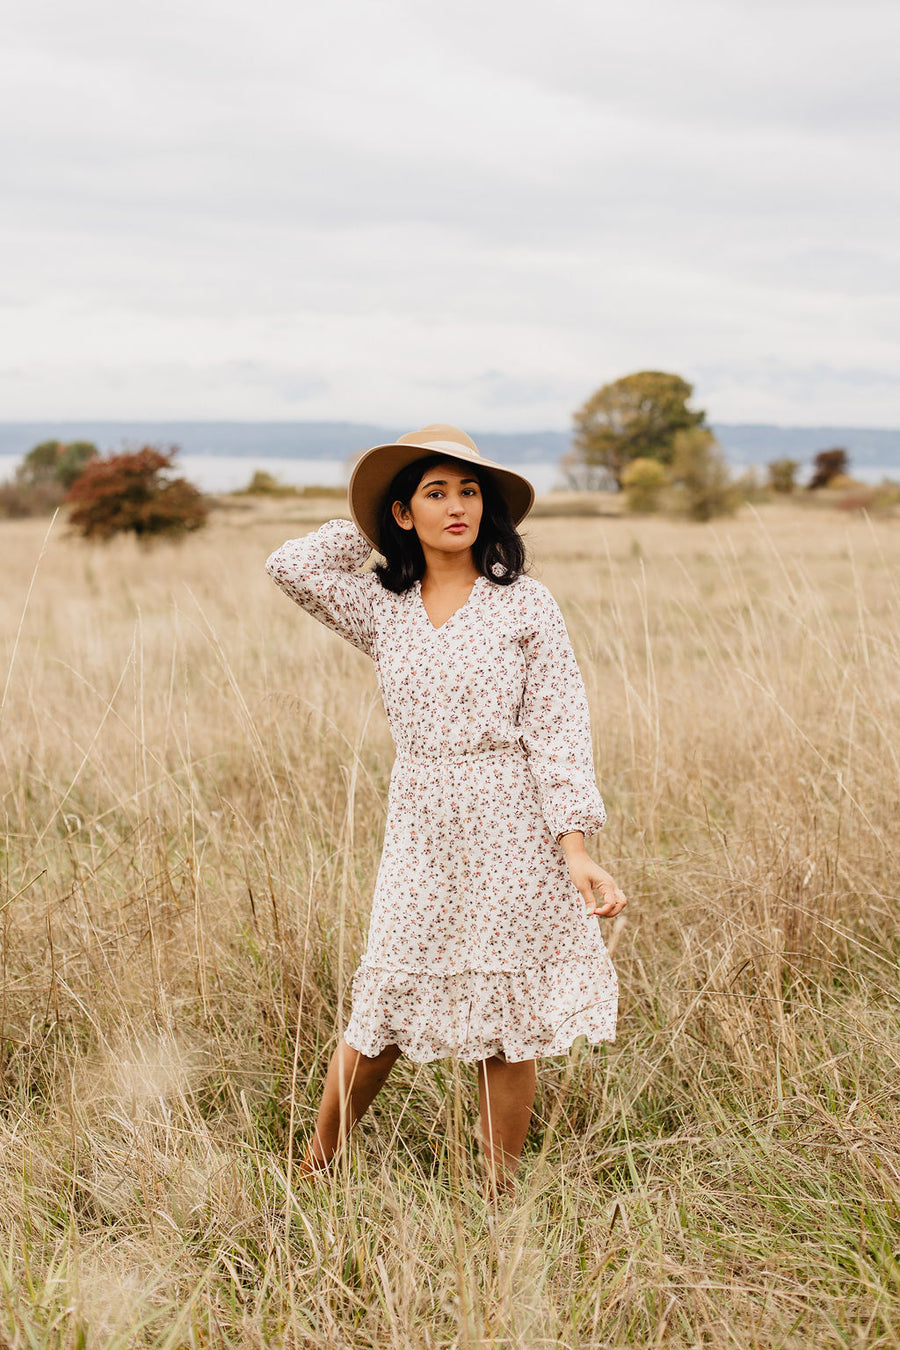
[66,447,208,542]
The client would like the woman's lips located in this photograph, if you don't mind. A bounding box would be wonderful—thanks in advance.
[445,523,468,533]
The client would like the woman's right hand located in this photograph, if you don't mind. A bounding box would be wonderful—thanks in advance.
[559,834,627,918]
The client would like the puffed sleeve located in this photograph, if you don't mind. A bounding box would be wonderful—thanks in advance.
[516,583,607,842]
[265,518,377,657]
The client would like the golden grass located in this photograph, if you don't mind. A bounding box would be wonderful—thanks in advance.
[1,497,899,1348]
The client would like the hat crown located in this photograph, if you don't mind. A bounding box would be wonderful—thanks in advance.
[395,424,480,456]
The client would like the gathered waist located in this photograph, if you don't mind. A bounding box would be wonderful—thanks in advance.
[394,742,526,765]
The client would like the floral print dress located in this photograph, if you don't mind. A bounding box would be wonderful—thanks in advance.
[266,519,618,1063]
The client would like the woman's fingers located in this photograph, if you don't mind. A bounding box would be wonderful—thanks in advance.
[586,879,627,917]
[569,860,627,917]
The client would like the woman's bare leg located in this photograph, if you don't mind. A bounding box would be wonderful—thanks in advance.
[477,1055,537,1197]
[300,1037,401,1174]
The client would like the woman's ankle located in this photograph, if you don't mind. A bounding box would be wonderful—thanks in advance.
[297,1143,334,1177]
[482,1164,520,1204]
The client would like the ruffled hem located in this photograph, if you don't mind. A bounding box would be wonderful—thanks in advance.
[342,956,618,1064]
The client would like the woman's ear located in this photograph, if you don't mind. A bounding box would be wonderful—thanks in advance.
[391,499,415,532]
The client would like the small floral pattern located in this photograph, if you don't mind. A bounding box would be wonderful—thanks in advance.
[266,519,618,1063]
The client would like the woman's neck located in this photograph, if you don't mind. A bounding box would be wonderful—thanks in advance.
[420,546,480,590]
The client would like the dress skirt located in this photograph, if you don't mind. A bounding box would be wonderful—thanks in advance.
[344,745,618,1062]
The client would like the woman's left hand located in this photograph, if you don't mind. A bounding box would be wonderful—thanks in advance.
[566,854,628,918]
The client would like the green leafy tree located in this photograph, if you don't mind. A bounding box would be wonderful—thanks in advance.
[17,439,98,489]
[668,427,739,521]
[573,371,706,489]
[1,439,100,518]
[56,441,100,488]
[767,458,799,494]
[16,440,61,484]
[66,447,208,542]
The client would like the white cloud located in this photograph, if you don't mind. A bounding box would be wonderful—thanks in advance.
[0,0,897,426]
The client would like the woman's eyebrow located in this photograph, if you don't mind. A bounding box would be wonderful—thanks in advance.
[420,476,480,490]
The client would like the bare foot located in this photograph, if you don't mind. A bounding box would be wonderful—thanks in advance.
[482,1172,519,1206]
[296,1146,332,1180]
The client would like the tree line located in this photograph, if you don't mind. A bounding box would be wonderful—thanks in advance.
[0,378,889,537]
[564,370,863,516]
[0,440,207,539]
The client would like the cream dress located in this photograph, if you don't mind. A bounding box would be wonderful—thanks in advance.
[266,519,618,1063]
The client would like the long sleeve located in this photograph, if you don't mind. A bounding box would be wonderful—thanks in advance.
[516,585,607,842]
[265,518,377,657]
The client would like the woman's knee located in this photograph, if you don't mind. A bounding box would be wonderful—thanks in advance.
[342,1039,401,1076]
[479,1052,535,1076]
[361,1040,400,1060]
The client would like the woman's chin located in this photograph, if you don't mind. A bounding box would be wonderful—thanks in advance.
[435,530,477,552]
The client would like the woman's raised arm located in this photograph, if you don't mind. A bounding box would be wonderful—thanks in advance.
[265,518,377,656]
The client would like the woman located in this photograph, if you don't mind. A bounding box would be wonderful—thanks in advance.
[266,424,626,1197]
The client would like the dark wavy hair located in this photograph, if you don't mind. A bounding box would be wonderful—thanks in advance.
[372,454,528,593]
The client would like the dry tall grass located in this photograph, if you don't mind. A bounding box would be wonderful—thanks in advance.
[1,497,898,1349]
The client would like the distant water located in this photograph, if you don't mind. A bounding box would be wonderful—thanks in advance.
[2,452,896,495]
[0,454,564,495]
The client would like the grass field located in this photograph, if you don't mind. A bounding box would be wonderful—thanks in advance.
[1,496,899,1348]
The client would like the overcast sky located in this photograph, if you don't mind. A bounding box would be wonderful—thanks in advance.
[2,0,897,429]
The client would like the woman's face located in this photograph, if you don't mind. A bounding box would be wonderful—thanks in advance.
[391,461,484,555]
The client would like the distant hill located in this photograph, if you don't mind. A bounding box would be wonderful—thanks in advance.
[0,421,567,465]
[712,424,900,467]
[0,420,898,469]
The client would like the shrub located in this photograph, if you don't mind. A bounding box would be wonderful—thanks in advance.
[66,447,209,542]
[824,472,865,492]
[734,466,770,504]
[836,480,900,515]
[621,457,667,513]
[0,478,64,519]
[767,458,799,494]
[668,428,740,521]
[808,447,849,490]
[836,489,876,513]
[873,479,900,511]
[239,470,299,497]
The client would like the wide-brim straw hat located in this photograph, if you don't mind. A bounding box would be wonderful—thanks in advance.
[348,423,535,553]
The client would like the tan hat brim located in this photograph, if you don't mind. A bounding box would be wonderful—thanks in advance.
[348,439,535,553]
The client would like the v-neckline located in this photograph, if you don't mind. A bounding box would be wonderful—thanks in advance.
[415,575,485,632]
